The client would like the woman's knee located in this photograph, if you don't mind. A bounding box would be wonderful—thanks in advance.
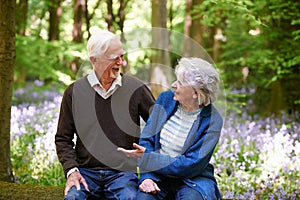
[175,186,204,200]
[136,191,159,200]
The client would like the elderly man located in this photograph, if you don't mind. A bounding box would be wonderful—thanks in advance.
[55,30,155,200]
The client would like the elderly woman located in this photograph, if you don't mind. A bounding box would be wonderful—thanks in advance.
[118,57,223,200]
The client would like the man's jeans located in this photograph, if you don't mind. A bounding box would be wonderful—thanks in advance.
[64,168,138,200]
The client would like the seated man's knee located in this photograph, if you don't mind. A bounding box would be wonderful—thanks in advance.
[64,186,87,200]
[118,188,137,200]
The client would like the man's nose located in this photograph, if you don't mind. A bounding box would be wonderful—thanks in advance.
[116,56,124,65]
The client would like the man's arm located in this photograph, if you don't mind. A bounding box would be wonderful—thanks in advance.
[55,84,78,177]
[55,84,90,195]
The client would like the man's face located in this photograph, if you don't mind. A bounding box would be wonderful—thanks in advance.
[93,38,125,85]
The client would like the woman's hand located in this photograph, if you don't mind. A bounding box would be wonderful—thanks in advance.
[117,143,145,158]
[139,179,161,194]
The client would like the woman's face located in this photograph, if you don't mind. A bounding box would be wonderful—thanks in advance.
[171,79,197,106]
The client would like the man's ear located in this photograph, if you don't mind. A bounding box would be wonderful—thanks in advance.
[90,56,96,64]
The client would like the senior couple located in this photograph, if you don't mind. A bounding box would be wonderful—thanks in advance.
[55,30,223,200]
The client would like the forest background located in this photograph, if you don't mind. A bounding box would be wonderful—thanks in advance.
[0,0,300,199]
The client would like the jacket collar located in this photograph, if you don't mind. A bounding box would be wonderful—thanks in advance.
[200,104,212,118]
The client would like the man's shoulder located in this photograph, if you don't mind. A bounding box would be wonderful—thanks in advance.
[63,77,89,95]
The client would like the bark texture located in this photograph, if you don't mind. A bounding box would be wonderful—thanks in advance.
[0,0,15,183]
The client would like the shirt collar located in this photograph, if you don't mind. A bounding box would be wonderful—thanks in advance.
[87,70,122,88]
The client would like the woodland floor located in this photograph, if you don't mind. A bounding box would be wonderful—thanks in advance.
[0,181,64,200]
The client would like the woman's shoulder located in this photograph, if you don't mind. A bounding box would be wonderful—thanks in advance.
[158,90,174,99]
[156,90,174,103]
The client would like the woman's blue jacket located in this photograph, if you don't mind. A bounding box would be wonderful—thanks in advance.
[138,90,223,200]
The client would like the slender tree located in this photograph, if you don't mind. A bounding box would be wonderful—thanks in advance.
[106,0,115,32]
[184,0,206,58]
[0,0,15,182]
[73,0,86,43]
[86,0,102,38]
[150,0,171,98]
[48,0,63,41]
[105,0,129,41]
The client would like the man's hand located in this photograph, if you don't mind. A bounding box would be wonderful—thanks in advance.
[139,178,161,194]
[64,171,89,196]
[117,143,146,158]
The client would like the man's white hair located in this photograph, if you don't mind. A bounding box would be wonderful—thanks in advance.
[86,30,118,60]
[175,57,220,105]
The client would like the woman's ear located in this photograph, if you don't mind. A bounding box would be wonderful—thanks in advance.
[192,90,198,99]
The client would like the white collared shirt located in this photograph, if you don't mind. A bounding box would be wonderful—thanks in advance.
[87,70,122,99]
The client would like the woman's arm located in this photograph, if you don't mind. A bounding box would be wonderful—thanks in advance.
[139,108,223,179]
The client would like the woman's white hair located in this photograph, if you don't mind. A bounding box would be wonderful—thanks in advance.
[175,57,220,106]
[86,30,118,60]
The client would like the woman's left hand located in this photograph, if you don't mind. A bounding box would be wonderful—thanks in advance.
[117,143,145,158]
[139,178,161,194]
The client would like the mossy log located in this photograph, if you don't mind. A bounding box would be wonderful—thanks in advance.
[0,181,64,200]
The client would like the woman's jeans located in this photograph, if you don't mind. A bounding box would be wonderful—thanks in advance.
[137,177,204,200]
[64,168,138,200]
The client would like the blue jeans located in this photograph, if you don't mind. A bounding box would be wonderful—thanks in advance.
[64,168,138,200]
[137,177,204,200]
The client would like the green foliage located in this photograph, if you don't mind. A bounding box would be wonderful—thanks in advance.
[15,34,85,87]
[194,0,300,115]
[11,133,65,186]
[10,97,65,186]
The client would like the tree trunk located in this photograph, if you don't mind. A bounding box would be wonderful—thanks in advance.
[85,0,90,38]
[106,0,115,32]
[48,0,62,41]
[150,0,171,98]
[189,0,203,45]
[117,0,128,42]
[71,0,86,73]
[212,27,222,63]
[104,0,128,39]
[15,0,28,35]
[0,0,15,183]
[184,0,206,58]
[73,0,86,43]
[86,0,102,38]
[267,79,286,114]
